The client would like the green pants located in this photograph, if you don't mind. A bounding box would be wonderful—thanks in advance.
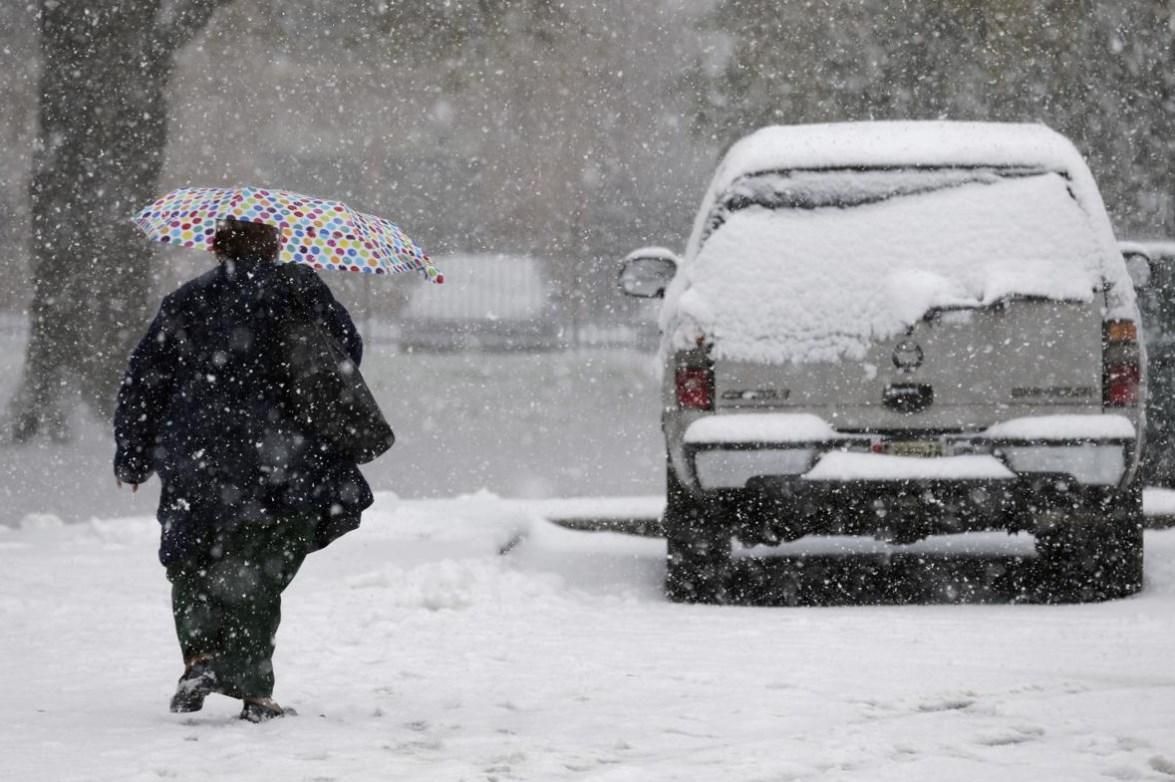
[165,515,316,700]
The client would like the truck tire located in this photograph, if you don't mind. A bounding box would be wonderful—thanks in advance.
[1034,485,1144,602]
[664,465,731,604]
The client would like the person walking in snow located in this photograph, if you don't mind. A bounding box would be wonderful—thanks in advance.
[113,218,372,722]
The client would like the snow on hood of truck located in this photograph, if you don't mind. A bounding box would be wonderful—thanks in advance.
[663,122,1134,366]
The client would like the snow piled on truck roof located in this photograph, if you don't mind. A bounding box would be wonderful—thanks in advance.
[664,122,1134,365]
[687,122,1106,249]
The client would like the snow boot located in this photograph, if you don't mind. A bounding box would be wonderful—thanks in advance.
[169,658,218,713]
[239,697,296,723]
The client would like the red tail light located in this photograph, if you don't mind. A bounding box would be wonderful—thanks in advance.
[675,367,713,410]
[1105,362,1141,406]
[1103,320,1141,407]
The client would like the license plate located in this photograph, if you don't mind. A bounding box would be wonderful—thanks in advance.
[887,440,943,458]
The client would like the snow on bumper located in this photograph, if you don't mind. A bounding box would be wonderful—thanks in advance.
[803,452,1014,481]
[683,413,1135,491]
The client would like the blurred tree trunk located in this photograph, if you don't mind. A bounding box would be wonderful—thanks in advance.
[8,0,231,442]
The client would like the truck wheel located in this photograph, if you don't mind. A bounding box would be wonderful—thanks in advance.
[1034,486,1144,602]
[664,466,731,604]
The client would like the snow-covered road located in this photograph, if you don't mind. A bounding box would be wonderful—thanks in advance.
[3,494,1174,781]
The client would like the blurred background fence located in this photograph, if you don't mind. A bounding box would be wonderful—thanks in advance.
[0,251,661,352]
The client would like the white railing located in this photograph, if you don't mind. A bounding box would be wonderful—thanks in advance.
[358,316,659,352]
[0,311,28,340]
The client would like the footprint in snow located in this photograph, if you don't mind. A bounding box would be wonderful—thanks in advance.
[1150,756,1175,777]
[975,724,1045,746]
[916,696,975,713]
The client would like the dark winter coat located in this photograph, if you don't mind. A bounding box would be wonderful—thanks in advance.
[113,258,373,566]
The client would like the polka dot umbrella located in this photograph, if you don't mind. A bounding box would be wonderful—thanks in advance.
[132,186,442,283]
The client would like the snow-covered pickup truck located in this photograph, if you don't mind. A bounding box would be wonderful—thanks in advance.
[620,121,1145,603]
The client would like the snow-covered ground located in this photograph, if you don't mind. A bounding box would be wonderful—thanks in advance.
[3,329,1175,779]
[3,494,1175,781]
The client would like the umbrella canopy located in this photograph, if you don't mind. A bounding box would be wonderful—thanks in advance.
[132,186,442,283]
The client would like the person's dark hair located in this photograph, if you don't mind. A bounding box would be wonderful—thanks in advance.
[212,219,281,262]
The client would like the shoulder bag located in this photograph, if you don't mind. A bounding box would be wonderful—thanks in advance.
[281,279,395,464]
